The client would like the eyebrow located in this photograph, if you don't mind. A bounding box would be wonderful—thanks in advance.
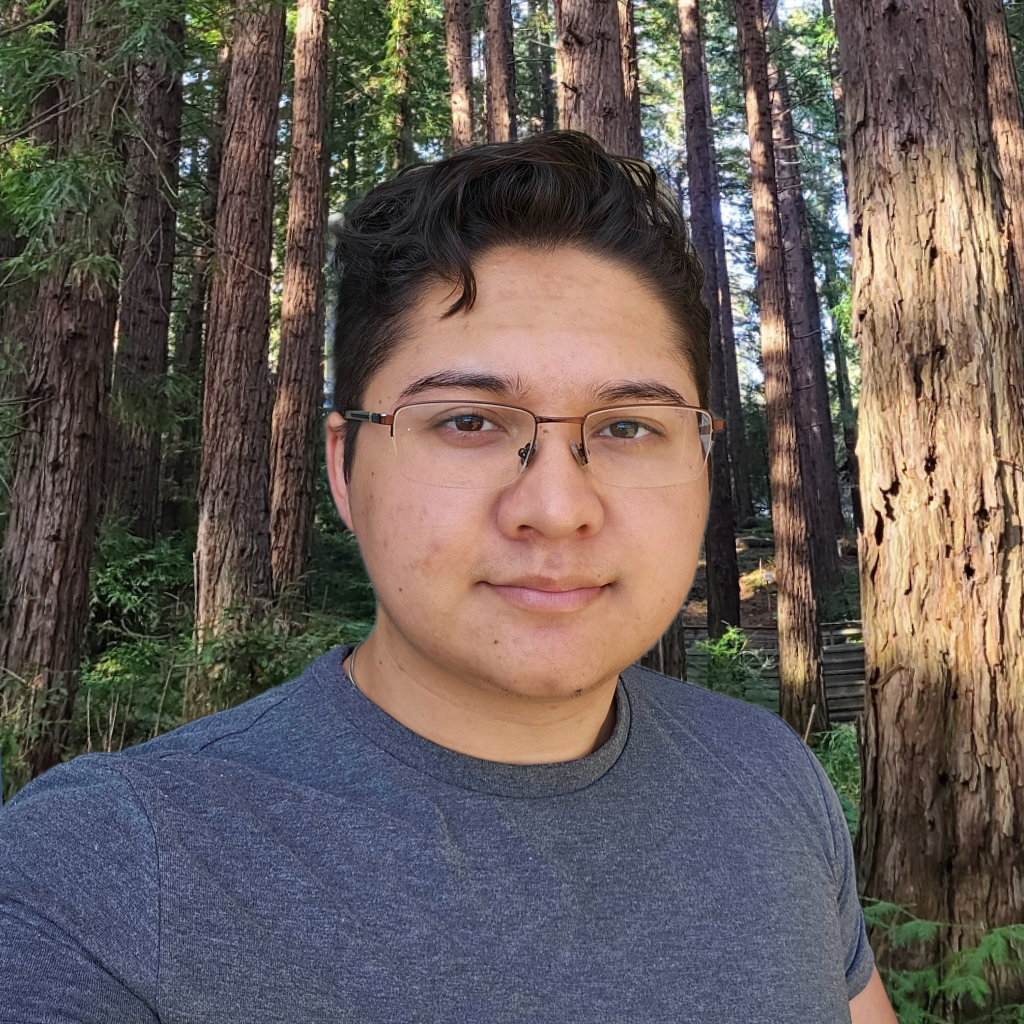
[398,370,527,401]
[396,371,692,407]
[592,380,692,406]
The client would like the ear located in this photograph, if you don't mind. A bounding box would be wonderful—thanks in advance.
[325,411,355,533]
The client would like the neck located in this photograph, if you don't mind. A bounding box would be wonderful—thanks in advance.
[344,618,619,765]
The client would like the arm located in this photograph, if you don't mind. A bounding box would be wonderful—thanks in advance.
[0,757,161,1022]
[850,966,899,1024]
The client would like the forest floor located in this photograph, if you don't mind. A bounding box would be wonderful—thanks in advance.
[680,530,862,630]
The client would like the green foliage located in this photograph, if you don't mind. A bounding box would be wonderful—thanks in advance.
[863,901,1024,1023]
[810,722,860,836]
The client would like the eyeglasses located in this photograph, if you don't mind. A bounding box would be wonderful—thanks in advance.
[342,400,724,490]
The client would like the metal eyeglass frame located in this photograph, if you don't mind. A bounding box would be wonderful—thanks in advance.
[342,400,726,479]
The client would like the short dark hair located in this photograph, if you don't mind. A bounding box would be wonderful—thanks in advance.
[331,130,711,479]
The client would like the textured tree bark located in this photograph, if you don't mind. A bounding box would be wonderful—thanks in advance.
[0,0,123,778]
[485,0,516,142]
[192,0,284,660]
[161,47,229,537]
[982,0,1024,279]
[617,0,642,157]
[444,0,474,148]
[554,0,629,153]
[768,55,845,588]
[107,16,184,541]
[834,0,1024,996]
[677,0,740,637]
[733,0,825,738]
[270,0,328,601]
[706,56,754,526]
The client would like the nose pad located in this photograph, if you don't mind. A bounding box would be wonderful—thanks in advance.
[518,442,536,471]
[570,441,589,467]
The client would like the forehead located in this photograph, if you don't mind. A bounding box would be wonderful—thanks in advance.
[369,246,698,408]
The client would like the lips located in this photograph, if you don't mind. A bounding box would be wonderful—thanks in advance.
[481,577,609,612]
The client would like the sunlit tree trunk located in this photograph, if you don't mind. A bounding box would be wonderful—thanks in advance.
[834,0,1024,1000]
[107,16,184,541]
[706,56,754,526]
[767,54,844,588]
[982,0,1024,277]
[161,47,230,537]
[485,0,516,141]
[678,0,740,637]
[617,0,642,157]
[554,0,629,153]
[192,0,285,663]
[734,0,825,737]
[0,0,124,778]
[270,0,328,601]
[444,0,474,148]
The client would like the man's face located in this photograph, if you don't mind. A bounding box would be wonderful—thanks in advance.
[326,246,710,699]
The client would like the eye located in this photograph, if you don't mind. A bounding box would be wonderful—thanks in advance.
[599,419,652,439]
[445,414,496,432]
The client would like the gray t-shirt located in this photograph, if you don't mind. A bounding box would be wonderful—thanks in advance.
[0,645,874,1022]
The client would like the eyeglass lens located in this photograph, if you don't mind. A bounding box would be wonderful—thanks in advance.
[391,402,712,490]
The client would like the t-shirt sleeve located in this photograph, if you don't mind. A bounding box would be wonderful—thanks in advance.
[0,755,161,1023]
[802,745,875,1001]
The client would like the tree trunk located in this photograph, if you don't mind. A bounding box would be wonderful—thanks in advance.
[678,0,740,638]
[444,0,474,149]
[107,16,184,541]
[706,58,755,526]
[161,48,230,537]
[617,0,642,157]
[823,255,862,533]
[539,0,556,131]
[733,0,825,738]
[485,0,516,142]
[0,0,124,778]
[192,0,284,655]
[819,0,850,214]
[982,0,1024,279]
[270,0,328,601]
[834,0,1024,1002]
[554,0,629,153]
[388,0,416,168]
[639,607,688,680]
[768,54,845,587]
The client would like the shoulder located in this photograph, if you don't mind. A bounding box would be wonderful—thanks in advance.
[622,664,844,857]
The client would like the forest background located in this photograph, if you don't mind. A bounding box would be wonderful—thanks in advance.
[1,0,1024,1019]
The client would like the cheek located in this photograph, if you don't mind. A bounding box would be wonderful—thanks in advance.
[613,486,707,582]
[355,471,494,590]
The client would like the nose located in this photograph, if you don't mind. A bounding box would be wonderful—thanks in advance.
[496,422,604,540]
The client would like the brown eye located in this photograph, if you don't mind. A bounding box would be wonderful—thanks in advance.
[452,415,486,431]
[605,420,644,439]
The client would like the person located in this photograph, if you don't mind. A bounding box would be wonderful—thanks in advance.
[0,131,897,1023]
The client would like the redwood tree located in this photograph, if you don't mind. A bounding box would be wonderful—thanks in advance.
[677,0,740,636]
[107,17,184,541]
[192,0,285,663]
[270,0,328,599]
[554,0,629,154]
[834,0,1024,991]
[0,0,125,777]
[617,0,642,157]
[734,0,825,736]
[444,0,474,148]
[767,54,844,590]
[485,0,516,141]
[708,102,755,526]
